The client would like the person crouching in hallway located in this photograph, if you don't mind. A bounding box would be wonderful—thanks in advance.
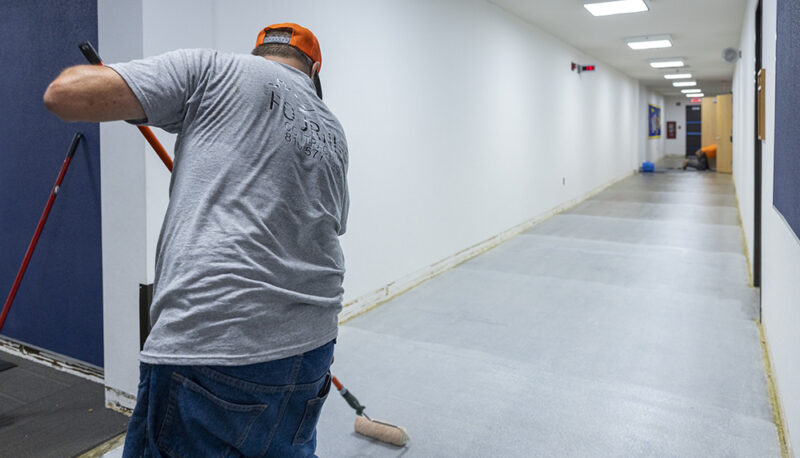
[682,144,717,171]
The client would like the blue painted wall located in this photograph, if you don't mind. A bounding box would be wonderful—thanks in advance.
[0,0,103,367]
[775,0,800,239]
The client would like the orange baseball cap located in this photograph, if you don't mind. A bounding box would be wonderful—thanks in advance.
[256,23,322,72]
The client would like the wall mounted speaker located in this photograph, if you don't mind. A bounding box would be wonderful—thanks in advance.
[722,47,741,63]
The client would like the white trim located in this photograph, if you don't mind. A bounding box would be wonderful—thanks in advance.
[338,170,635,323]
[0,336,104,384]
[105,386,136,415]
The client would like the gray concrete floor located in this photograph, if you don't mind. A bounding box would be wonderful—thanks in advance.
[316,158,781,457]
[0,351,129,458]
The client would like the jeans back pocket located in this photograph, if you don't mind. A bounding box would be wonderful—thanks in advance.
[292,372,332,446]
[157,372,268,458]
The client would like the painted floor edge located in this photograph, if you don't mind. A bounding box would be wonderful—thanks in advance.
[339,170,635,325]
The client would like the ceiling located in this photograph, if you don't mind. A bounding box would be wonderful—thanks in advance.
[490,0,748,97]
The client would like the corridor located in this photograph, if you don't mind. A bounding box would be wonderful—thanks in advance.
[4,1,800,456]
[316,158,781,456]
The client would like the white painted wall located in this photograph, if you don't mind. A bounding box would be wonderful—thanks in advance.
[664,97,701,157]
[98,0,223,405]
[100,0,650,404]
[212,0,649,304]
[638,86,666,164]
[734,0,799,453]
[97,0,149,407]
[733,2,757,266]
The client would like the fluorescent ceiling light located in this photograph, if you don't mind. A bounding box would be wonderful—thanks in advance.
[686,93,705,98]
[584,0,649,17]
[673,81,697,87]
[665,73,692,79]
[681,89,702,93]
[627,35,672,50]
[650,59,685,68]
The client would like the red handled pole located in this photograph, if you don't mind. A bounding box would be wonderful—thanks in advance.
[0,133,83,333]
[78,41,174,172]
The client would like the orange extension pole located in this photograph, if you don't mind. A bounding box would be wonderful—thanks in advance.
[78,41,173,172]
[136,125,173,171]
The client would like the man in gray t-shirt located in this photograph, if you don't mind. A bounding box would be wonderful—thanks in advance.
[45,23,347,457]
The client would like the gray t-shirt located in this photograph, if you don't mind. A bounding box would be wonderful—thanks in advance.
[109,49,349,366]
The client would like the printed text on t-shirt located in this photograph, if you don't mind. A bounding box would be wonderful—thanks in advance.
[267,88,346,175]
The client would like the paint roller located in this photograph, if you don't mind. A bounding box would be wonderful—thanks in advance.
[332,375,410,447]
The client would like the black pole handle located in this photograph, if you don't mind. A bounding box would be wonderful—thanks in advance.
[340,388,366,416]
[78,41,103,65]
[66,132,83,159]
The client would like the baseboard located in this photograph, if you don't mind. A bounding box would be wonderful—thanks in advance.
[758,321,793,458]
[105,385,136,415]
[0,336,138,418]
[338,170,634,323]
[731,174,755,289]
[76,432,126,458]
[0,335,103,384]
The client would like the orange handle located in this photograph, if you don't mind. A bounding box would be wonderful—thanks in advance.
[137,126,173,171]
[79,41,173,172]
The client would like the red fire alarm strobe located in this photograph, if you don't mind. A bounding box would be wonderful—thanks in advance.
[571,63,597,74]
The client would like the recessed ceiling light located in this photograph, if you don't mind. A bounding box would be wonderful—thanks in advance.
[627,35,672,50]
[584,0,649,17]
[665,73,692,79]
[650,59,685,68]
[673,81,697,87]
[686,93,705,97]
[681,89,702,93]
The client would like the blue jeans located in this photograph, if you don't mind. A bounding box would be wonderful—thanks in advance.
[122,340,335,458]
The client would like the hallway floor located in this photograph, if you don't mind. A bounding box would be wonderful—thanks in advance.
[97,157,781,457]
[314,158,780,457]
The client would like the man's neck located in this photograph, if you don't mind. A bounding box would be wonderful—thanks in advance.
[261,56,308,76]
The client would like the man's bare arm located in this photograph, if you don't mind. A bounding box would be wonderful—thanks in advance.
[43,65,146,122]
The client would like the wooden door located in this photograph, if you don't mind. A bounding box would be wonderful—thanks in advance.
[716,94,733,173]
[701,97,717,148]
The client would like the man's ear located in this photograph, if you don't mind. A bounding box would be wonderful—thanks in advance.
[311,61,323,99]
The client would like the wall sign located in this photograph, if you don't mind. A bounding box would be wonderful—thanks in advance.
[667,121,676,139]
[648,104,662,138]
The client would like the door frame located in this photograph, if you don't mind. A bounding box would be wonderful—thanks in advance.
[754,0,763,293]
[685,104,702,155]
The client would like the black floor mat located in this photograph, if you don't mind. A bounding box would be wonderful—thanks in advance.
[0,352,129,458]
